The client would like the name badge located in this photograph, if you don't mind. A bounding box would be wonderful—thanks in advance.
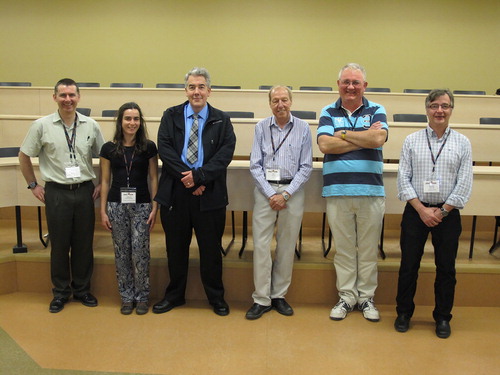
[424,180,440,193]
[65,165,81,178]
[266,168,280,181]
[120,187,137,204]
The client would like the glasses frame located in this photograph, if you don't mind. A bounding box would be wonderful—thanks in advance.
[427,103,453,110]
[339,79,364,88]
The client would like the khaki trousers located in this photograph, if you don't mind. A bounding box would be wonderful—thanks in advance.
[251,185,305,306]
[326,196,385,306]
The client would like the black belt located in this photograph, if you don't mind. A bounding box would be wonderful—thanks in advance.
[267,179,292,184]
[46,180,92,191]
[421,202,444,208]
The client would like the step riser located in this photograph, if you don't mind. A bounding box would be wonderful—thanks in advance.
[3,261,499,307]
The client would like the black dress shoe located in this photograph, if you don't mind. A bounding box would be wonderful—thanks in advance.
[49,297,68,313]
[212,301,230,316]
[436,320,451,339]
[394,314,411,332]
[152,298,185,314]
[271,298,294,316]
[74,293,98,307]
[245,303,272,320]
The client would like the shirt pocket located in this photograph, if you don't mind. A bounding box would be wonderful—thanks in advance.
[285,144,301,168]
[75,131,95,158]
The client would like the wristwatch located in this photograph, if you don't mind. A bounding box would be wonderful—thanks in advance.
[341,130,347,140]
[282,192,290,201]
[27,181,38,190]
[440,207,449,217]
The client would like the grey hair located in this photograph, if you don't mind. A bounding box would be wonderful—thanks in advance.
[184,67,211,88]
[425,89,454,108]
[268,85,293,102]
[338,63,367,81]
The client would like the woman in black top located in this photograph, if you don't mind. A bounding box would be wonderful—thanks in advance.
[100,102,158,315]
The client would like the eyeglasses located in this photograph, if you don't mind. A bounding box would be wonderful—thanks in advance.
[339,80,363,88]
[428,103,453,110]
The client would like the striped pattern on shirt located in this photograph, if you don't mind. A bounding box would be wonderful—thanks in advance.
[317,97,388,197]
[250,115,313,198]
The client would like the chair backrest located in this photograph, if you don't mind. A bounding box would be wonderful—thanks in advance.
[156,83,184,88]
[211,85,241,89]
[0,82,31,86]
[110,83,143,88]
[299,86,333,91]
[225,111,254,118]
[403,89,431,94]
[291,110,316,120]
[0,147,20,157]
[453,90,486,95]
[365,87,391,93]
[76,108,91,116]
[77,82,100,87]
[479,117,500,125]
[393,114,428,123]
[259,85,293,91]
[102,110,118,117]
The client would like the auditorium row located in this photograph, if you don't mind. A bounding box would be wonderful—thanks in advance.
[1,86,500,124]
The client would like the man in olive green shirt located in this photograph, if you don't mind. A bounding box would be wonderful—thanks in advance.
[19,78,105,313]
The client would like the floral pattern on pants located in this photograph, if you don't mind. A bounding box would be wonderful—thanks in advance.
[107,202,151,303]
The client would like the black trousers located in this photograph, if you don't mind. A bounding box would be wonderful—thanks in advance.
[396,203,461,322]
[45,181,95,299]
[160,185,226,304]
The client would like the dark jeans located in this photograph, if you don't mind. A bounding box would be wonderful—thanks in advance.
[396,203,461,322]
[45,181,95,299]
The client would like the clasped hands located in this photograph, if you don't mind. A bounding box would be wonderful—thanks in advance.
[419,207,443,227]
[181,170,205,196]
[269,193,287,211]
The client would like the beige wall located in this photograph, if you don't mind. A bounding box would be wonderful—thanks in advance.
[1,0,499,93]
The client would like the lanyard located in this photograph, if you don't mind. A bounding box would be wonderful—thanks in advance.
[425,128,450,173]
[270,119,293,160]
[62,116,78,163]
[123,148,136,188]
[341,106,362,130]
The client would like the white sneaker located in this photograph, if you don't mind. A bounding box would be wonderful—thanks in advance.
[329,299,353,321]
[359,298,380,322]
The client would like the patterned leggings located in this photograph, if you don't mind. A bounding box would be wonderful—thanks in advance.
[107,202,151,303]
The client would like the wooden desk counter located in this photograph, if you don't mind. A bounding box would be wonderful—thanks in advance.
[2,158,498,255]
[1,87,499,124]
[2,115,500,163]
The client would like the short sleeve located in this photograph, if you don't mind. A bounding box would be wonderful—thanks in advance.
[99,141,115,160]
[147,140,158,159]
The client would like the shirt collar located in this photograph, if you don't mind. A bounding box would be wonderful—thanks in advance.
[426,124,451,139]
[186,103,209,120]
[335,97,368,114]
[270,114,293,129]
[54,111,81,129]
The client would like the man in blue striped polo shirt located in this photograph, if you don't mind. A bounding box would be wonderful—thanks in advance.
[317,63,388,322]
